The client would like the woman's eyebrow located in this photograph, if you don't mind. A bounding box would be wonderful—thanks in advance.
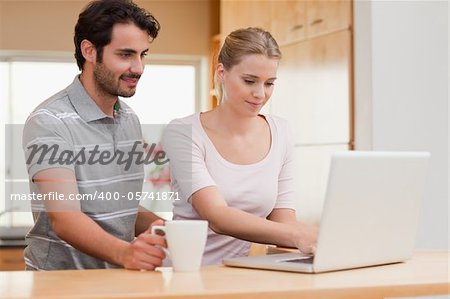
[242,74,277,81]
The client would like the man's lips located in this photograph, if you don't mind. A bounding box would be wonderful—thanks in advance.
[121,76,140,86]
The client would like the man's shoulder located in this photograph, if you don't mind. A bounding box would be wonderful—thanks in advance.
[31,88,75,117]
[24,85,81,130]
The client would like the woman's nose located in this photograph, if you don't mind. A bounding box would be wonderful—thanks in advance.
[252,84,265,98]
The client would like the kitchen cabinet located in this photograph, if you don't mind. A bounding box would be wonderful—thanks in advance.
[306,0,352,38]
[271,1,307,45]
[209,34,221,109]
[223,1,352,46]
[293,144,348,224]
[220,0,271,37]
[0,248,25,271]
[218,0,353,223]
[271,30,352,144]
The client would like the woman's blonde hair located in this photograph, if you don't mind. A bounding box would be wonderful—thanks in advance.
[214,27,281,103]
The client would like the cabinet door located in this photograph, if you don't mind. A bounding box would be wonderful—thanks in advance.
[0,248,25,271]
[271,30,351,145]
[209,35,221,109]
[270,1,307,45]
[306,0,352,38]
[293,145,348,224]
[221,0,271,37]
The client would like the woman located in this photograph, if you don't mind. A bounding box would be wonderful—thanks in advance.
[162,27,318,265]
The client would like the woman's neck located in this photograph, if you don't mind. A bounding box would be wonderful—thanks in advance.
[211,104,262,136]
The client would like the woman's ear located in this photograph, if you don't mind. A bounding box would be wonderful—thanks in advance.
[80,39,96,64]
[216,63,226,83]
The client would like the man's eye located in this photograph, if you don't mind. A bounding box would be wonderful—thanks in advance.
[141,52,148,58]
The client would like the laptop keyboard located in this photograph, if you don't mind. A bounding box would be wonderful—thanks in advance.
[280,256,314,264]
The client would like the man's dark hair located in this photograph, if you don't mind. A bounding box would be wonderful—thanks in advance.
[74,0,160,70]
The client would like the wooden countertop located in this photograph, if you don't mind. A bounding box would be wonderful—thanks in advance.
[0,251,448,299]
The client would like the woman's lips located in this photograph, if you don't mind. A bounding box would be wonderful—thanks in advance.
[246,101,263,109]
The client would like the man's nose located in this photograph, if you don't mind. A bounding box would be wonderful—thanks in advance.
[130,57,145,75]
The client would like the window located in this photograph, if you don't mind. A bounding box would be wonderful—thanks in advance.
[130,64,196,124]
[1,53,203,226]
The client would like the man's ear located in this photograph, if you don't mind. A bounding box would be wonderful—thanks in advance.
[80,39,96,63]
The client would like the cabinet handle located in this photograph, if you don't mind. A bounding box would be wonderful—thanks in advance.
[290,24,304,31]
[310,19,324,26]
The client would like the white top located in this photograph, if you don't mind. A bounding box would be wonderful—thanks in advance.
[162,113,296,265]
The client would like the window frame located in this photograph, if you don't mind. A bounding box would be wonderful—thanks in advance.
[0,50,207,226]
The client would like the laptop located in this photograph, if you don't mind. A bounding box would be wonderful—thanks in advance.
[223,151,430,273]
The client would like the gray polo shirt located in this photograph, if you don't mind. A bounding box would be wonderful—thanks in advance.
[22,76,144,270]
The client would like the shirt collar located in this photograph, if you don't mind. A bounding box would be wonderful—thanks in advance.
[66,75,121,123]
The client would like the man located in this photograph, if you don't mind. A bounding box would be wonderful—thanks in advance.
[22,0,166,270]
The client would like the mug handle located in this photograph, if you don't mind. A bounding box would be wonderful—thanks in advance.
[151,225,166,236]
[150,225,170,257]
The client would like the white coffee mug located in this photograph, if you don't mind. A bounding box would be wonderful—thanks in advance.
[151,220,208,272]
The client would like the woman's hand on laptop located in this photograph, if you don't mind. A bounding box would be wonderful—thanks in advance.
[294,222,319,255]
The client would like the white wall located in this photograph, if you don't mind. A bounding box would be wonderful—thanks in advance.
[354,1,448,249]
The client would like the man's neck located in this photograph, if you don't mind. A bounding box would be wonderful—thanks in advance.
[79,73,117,117]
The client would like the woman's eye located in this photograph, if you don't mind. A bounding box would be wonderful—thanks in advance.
[244,79,255,84]
[265,82,275,87]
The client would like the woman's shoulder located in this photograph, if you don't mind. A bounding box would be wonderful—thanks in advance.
[163,112,207,144]
[166,112,199,126]
[162,113,208,153]
[263,114,291,132]
[262,114,293,157]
